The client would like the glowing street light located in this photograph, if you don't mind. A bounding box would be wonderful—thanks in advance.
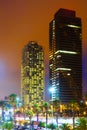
[49,87,55,123]
[49,87,55,100]
[16,97,20,108]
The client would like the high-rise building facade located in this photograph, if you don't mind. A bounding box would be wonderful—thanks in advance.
[49,8,82,103]
[21,41,44,106]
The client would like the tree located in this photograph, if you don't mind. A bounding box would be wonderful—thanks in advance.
[83,92,87,116]
[8,93,18,120]
[69,100,79,129]
[53,99,61,127]
[75,117,87,130]
[48,123,57,130]
[59,123,71,130]
[26,110,33,123]
[43,102,49,127]
[8,93,18,107]
[33,103,41,122]
[2,122,14,130]
[84,92,87,101]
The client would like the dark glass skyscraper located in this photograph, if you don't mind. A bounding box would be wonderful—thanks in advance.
[49,8,82,103]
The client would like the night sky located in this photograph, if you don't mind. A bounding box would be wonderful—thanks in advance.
[0,0,87,99]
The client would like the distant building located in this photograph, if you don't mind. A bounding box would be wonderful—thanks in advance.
[49,8,82,103]
[21,41,45,106]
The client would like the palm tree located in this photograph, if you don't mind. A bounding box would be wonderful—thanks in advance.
[79,100,85,117]
[59,123,71,130]
[8,93,18,107]
[84,92,87,101]
[26,110,33,124]
[8,93,18,120]
[53,99,61,127]
[33,103,41,122]
[2,122,14,130]
[75,117,87,130]
[48,123,57,130]
[43,102,49,127]
[69,100,79,129]
[83,92,87,115]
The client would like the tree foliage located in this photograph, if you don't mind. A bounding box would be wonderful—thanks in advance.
[75,117,87,130]
[59,123,71,130]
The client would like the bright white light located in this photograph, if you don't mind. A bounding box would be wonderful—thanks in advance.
[32,116,78,127]
[50,64,53,67]
[0,108,2,116]
[67,73,71,76]
[16,117,24,121]
[55,50,77,54]
[67,24,80,29]
[56,68,71,71]
[16,97,20,101]
[49,87,55,93]
[49,87,55,101]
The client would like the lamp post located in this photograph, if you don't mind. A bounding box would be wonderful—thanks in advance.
[49,87,55,124]
[16,97,20,108]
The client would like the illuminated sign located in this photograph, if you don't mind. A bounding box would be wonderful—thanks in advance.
[55,50,77,54]
[67,24,80,28]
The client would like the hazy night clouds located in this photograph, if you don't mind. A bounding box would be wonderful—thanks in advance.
[0,0,87,99]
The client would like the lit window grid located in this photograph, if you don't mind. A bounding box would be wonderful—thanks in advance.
[21,42,45,106]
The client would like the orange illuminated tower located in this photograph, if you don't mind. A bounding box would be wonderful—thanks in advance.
[21,41,45,106]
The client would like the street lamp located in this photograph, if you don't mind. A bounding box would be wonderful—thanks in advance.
[49,87,55,124]
[16,97,20,108]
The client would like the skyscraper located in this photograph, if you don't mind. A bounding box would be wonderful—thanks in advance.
[49,8,82,103]
[21,41,44,106]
